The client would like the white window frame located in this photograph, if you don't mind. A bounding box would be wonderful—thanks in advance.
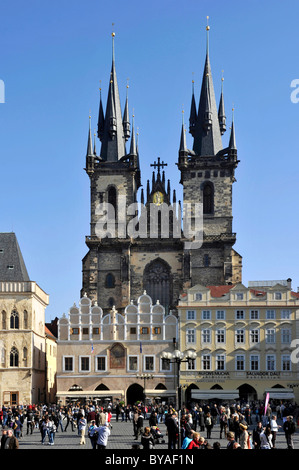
[202,354,211,370]
[202,328,211,344]
[216,354,225,371]
[236,354,245,371]
[63,355,74,372]
[250,354,260,371]
[250,328,259,344]
[266,328,276,344]
[79,355,91,373]
[127,355,139,372]
[266,354,276,371]
[281,328,291,344]
[186,328,196,344]
[282,355,291,371]
[216,328,225,344]
[160,357,172,372]
[235,328,245,344]
[95,355,107,372]
[144,355,155,372]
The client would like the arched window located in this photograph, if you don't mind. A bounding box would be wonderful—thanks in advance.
[10,310,19,329]
[143,259,171,313]
[106,273,115,288]
[2,311,6,329]
[10,347,19,367]
[108,297,115,308]
[203,182,214,214]
[23,310,28,329]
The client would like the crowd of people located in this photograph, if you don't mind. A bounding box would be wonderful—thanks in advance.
[0,399,298,450]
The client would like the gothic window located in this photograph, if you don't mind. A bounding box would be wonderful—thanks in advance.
[23,347,28,367]
[143,259,171,312]
[203,182,214,214]
[107,186,117,220]
[23,310,28,329]
[105,273,115,288]
[10,347,19,367]
[2,311,6,329]
[10,310,19,329]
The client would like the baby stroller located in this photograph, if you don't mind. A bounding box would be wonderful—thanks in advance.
[150,426,165,444]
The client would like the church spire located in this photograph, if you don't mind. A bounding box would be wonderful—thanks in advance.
[179,110,188,153]
[86,113,94,157]
[218,73,226,135]
[123,80,131,142]
[229,107,237,154]
[99,30,126,162]
[97,83,105,141]
[192,18,223,157]
[189,78,197,136]
[129,113,137,156]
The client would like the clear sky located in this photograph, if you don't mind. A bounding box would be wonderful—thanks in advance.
[0,0,298,322]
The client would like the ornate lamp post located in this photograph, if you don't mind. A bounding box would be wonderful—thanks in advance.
[160,349,197,411]
[136,373,154,404]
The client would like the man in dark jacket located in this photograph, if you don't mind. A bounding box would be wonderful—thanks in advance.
[134,411,144,440]
[3,429,19,449]
[165,413,179,449]
[283,415,296,449]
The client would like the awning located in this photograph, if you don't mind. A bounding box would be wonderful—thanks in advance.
[265,389,295,400]
[57,390,123,397]
[146,389,176,396]
[191,390,240,400]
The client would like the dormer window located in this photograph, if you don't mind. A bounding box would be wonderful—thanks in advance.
[236,293,244,300]
[7,265,14,270]
[195,293,202,301]
[274,292,282,300]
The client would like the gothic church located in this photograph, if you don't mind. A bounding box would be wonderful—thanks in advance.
[81,26,242,314]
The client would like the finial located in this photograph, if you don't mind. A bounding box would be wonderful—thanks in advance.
[99,80,102,93]
[112,22,115,37]
[206,16,210,54]
[206,15,210,30]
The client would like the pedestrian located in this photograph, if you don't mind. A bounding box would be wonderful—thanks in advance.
[270,415,281,448]
[186,431,201,450]
[88,420,98,449]
[0,428,8,449]
[64,408,74,432]
[26,407,34,435]
[95,423,111,449]
[3,428,19,449]
[134,411,144,441]
[226,431,236,450]
[165,412,179,450]
[141,426,155,450]
[252,421,263,449]
[260,427,273,449]
[219,407,228,439]
[197,407,205,432]
[204,412,213,439]
[78,416,87,445]
[47,417,56,446]
[283,415,296,449]
[239,423,249,449]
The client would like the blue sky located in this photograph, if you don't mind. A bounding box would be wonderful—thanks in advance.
[0,0,298,322]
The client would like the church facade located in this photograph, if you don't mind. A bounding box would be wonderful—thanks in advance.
[81,27,242,315]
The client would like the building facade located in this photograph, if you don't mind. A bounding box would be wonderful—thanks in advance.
[56,292,178,406]
[81,25,242,316]
[178,280,299,404]
[0,233,49,405]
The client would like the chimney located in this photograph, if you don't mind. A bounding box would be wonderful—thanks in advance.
[287,278,292,290]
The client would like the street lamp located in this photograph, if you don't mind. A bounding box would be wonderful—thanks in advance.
[136,373,154,404]
[161,349,197,411]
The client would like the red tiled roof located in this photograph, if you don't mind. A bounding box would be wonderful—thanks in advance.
[291,291,299,299]
[250,289,266,297]
[207,285,235,298]
[45,325,57,340]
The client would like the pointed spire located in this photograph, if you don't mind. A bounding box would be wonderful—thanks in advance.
[189,77,197,136]
[229,107,237,155]
[97,83,105,141]
[93,130,97,156]
[86,113,94,157]
[99,29,126,161]
[180,110,188,153]
[123,80,131,141]
[129,112,137,156]
[218,72,226,135]
[140,188,144,205]
[192,18,223,156]
[167,179,171,198]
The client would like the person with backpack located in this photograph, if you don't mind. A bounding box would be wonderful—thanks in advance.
[204,412,213,439]
[283,415,296,449]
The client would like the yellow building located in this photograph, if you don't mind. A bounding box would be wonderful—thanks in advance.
[56,292,178,406]
[178,281,299,404]
[45,324,57,403]
[0,233,49,406]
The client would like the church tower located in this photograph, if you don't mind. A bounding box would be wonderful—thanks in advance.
[82,31,141,310]
[178,20,242,286]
